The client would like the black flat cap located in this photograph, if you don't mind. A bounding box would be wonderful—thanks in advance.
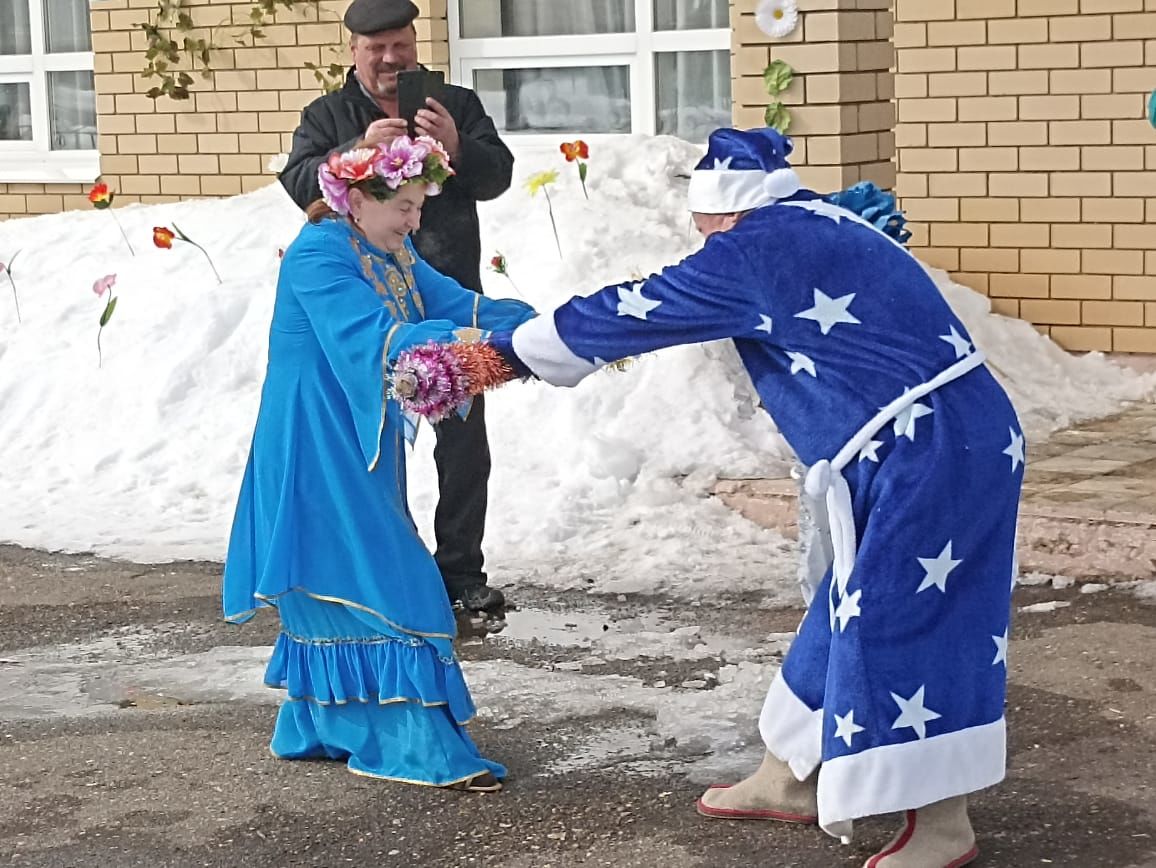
[343,0,419,35]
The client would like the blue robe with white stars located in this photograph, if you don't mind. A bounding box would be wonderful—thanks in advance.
[501,192,1024,836]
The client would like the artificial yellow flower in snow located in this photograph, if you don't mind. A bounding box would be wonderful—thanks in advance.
[524,169,559,197]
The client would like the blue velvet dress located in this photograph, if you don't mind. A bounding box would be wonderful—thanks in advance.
[222,216,534,786]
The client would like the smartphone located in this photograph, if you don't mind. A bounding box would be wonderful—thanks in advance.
[397,69,446,137]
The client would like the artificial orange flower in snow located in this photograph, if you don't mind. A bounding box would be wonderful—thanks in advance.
[560,140,589,162]
[153,227,176,249]
[88,183,114,209]
[559,140,591,200]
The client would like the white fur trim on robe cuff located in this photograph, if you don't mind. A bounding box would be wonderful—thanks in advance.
[817,717,1006,840]
[687,167,802,214]
[759,671,824,781]
[511,312,599,387]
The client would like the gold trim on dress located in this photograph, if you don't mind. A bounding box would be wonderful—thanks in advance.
[226,588,457,642]
[368,321,404,473]
[345,765,491,787]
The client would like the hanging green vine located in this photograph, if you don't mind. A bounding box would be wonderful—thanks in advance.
[139,0,210,100]
[762,59,795,134]
[304,47,347,94]
[139,0,320,100]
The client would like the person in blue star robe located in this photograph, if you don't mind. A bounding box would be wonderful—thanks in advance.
[222,140,535,791]
[491,128,1022,867]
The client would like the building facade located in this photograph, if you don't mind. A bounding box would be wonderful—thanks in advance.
[0,0,1153,351]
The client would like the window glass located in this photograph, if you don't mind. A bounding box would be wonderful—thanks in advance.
[49,70,98,150]
[461,0,634,38]
[474,66,632,134]
[655,50,731,143]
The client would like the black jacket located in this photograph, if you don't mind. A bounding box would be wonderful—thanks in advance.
[279,70,514,292]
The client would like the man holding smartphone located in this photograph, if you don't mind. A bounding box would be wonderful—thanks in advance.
[279,0,516,617]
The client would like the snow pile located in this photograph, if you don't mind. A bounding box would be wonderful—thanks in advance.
[0,135,1151,602]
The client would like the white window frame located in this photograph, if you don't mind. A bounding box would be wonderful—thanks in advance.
[447,1,730,147]
[0,0,98,184]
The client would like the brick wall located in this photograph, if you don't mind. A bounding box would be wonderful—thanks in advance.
[893,0,1156,353]
[0,184,93,220]
[731,0,897,192]
[0,0,447,217]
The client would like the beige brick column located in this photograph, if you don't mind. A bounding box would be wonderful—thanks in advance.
[730,0,896,192]
[84,0,450,207]
[893,0,1156,353]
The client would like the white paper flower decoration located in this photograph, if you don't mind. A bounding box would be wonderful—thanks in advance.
[266,152,289,174]
[756,0,799,39]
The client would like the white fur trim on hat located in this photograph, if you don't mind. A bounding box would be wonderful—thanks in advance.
[687,167,802,214]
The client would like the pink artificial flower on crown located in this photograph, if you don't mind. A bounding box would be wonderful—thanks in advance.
[416,136,454,174]
[376,138,425,190]
[328,148,377,182]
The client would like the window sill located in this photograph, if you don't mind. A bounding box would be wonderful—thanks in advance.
[0,151,101,185]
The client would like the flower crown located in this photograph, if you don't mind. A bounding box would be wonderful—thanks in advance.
[317,136,455,216]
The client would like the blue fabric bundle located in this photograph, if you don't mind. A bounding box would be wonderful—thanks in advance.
[824,181,912,246]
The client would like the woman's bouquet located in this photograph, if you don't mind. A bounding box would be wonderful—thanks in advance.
[389,339,516,423]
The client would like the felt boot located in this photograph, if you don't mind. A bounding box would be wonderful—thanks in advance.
[864,796,978,868]
[696,751,818,824]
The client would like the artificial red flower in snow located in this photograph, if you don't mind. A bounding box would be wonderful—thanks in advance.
[487,251,523,298]
[153,223,222,283]
[559,140,591,200]
[89,183,136,255]
[560,140,589,162]
[153,226,175,249]
[88,183,114,209]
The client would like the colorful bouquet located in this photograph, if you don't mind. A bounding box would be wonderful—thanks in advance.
[389,341,516,423]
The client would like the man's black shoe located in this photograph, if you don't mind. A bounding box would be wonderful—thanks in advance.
[455,585,506,613]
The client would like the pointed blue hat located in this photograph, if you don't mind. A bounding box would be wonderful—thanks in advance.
[687,127,802,214]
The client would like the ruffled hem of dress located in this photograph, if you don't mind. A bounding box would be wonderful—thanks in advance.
[263,631,477,724]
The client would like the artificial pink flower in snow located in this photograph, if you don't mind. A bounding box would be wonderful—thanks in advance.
[92,273,116,297]
[92,273,118,368]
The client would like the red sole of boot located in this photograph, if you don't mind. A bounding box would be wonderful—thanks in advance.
[695,786,819,824]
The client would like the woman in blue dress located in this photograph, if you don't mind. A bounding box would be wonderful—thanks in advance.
[222,137,534,791]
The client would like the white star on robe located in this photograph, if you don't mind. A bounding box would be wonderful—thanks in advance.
[892,398,934,441]
[834,589,862,631]
[617,282,661,320]
[795,289,861,336]
[834,710,866,748]
[786,351,817,377]
[782,199,911,253]
[917,540,963,594]
[1003,428,1025,473]
[782,198,856,226]
[992,629,1008,667]
[890,686,942,740]
[939,325,973,359]
[756,314,775,335]
[859,440,883,463]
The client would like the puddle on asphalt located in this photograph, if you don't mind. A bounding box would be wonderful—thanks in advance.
[0,629,273,721]
[489,606,788,664]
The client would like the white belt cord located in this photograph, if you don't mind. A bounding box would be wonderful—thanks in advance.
[799,351,987,604]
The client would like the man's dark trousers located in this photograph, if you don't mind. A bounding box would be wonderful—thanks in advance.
[433,394,490,597]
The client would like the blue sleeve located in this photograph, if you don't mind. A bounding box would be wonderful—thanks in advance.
[407,240,538,331]
[551,232,762,365]
[284,230,462,469]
